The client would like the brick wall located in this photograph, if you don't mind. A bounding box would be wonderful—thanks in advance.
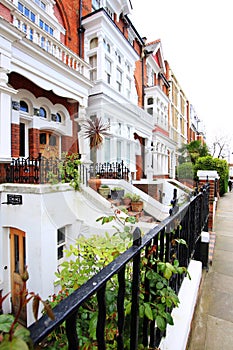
[11,124,20,157]
[29,129,40,158]
[0,3,12,22]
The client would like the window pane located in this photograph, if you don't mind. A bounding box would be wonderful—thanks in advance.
[41,1,46,10]
[117,141,121,162]
[18,2,23,12]
[49,135,57,146]
[105,138,110,162]
[24,7,29,17]
[105,59,111,73]
[57,228,65,245]
[39,107,46,118]
[20,123,25,157]
[90,37,98,49]
[57,246,63,260]
[20,101,29,112]
[29,29,33,41]
[56,113,62,122]
[40,133,46,145]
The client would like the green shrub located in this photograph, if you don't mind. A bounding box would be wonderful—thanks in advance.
[194,156,229,196]
[176,162,194,179]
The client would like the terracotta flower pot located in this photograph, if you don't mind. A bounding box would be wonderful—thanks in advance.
[88,178,101,191]
[131,201,143,212]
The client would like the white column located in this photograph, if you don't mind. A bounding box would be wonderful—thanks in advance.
[0,65,17,161]
[75,105,91,163]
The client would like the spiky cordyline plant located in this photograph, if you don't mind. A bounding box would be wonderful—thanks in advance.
[82,117,110,149]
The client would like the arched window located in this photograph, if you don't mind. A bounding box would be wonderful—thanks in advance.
[20,101,29,112]
[56,113,62,122]
[147,97,154,105]
[90,37,98,49]
[39,107,47,118]
[51,113,62,122]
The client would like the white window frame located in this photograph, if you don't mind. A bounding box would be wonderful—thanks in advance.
[116,68,122,92]
[57,226,66,261]
[105,57,112,84]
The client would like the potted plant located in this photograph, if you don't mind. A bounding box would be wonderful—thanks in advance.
[98,184,110,199]
[122,193,132,206]
[131,194,143,212]
[111,187,125,200]
[88,175,101,192]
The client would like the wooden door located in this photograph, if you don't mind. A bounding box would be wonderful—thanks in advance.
[10,228,27,325]
[40,131,59,159]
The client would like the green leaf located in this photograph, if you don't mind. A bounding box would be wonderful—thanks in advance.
[0,337,29,350]
[0,314,14,332]
[156,281,164,290]
[175,238,187,246]
[146,269,156,280]
[89,313,98,340]
[166,298,173,308]
[156,315,166,331]
[125,302,132,315]
[144,303,153,320]
[14,326,30,342]
[164,267,172,280]
[166,312,174,325]
[139,304,145,318]
[165,262,176,272]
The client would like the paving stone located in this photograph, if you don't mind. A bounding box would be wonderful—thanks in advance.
[187,191,233,349]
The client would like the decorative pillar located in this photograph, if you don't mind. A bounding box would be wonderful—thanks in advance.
[75,105,91,163]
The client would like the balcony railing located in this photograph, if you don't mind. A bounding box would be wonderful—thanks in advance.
[28,184,209,349]
[11,9,90,78]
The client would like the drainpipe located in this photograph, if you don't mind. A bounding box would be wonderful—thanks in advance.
[78,0,85,57]
[141,37,147,109]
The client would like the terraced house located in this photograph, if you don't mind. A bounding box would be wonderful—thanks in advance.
[0,0,202,326]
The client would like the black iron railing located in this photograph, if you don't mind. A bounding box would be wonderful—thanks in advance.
[4,157,129,184]
[89,160,129,180]
[28,184,209,349]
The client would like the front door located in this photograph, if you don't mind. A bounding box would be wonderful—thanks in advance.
[40,131,59,158]
[10,228,27,325]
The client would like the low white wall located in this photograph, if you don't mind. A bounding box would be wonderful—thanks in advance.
[159,259,202,350]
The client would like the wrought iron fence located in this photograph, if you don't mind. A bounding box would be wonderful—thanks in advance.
[4,157,129,184]
[89,160,130,180]
[28,183,209,349]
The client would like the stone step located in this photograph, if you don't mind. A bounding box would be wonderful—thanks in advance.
[107,197,156,225]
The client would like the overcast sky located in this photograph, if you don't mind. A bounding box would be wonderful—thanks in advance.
[129,0,233,149]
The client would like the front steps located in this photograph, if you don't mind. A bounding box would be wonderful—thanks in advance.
[107,198,158,225]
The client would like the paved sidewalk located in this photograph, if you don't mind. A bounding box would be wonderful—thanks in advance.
[187,191,233,350]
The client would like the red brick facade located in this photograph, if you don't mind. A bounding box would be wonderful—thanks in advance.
[11,124,20,158]
[29,129,40,158]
